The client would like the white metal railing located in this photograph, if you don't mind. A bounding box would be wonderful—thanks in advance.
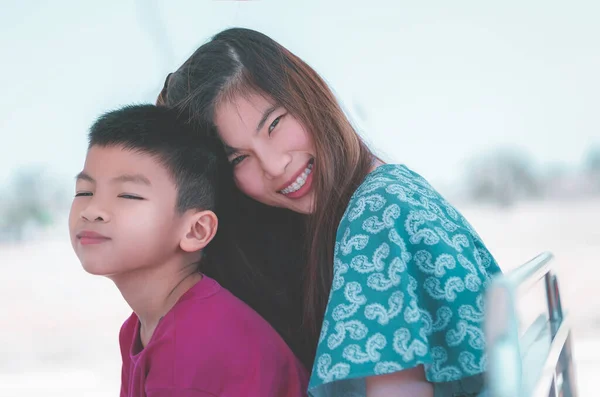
[484,252,578,397]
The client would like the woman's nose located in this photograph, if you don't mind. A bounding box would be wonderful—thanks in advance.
[258,150,292,180]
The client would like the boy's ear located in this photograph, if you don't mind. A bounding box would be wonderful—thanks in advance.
[179,210,218,253]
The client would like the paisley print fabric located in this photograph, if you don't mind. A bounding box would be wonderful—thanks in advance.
[308,164,501,396]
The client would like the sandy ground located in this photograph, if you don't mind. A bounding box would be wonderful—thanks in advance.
[0,199,598,396]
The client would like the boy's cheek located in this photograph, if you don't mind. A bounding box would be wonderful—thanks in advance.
[67,205,78,236]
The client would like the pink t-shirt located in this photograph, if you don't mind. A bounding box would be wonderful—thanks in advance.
[119,276,308,397]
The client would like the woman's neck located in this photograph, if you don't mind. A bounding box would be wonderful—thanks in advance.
[370,158,385,172]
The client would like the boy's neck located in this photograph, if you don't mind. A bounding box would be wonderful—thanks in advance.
[112,256,203,346]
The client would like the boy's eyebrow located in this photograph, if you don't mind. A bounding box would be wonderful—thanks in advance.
[112,174,152,186]
[74,172,151,186]
[75,171,95,183]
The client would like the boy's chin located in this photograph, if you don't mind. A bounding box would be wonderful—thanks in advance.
[80,260,121,277]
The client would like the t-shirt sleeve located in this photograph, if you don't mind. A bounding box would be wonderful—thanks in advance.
[147,388,217,397]
[309,181,499,390]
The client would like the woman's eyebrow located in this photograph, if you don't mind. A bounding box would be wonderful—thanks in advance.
[224,144,239,156]
[256,105,279,133]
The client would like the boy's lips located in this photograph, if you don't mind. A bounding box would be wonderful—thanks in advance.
[77,230,111,245]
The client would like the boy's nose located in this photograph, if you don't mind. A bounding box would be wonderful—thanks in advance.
[80,203,110,222]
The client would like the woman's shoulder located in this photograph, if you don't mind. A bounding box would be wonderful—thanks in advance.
[340,164,465,236]
[335,163,498,274]
[348,163,446,206]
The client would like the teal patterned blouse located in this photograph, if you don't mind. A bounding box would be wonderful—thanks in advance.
[308,164,501,396]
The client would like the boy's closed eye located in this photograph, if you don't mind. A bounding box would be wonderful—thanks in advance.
[119,194,145,200]
[74,192,145,200]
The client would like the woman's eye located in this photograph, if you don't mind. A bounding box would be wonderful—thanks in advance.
[75,192,92,197]
[119,194,144,200]
[268,115,283,135]
[231,154,248,166]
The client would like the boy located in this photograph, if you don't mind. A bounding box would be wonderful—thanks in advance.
[69,105,308,396]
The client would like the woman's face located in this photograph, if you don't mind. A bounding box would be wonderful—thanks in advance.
[214,93,316,214]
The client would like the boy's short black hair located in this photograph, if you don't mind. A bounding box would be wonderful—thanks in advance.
[88,104,221,213]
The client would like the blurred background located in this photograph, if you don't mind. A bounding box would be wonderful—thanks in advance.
[0,1,598,396]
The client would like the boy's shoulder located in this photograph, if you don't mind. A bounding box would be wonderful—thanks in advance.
[147,276,308,393]
[165,276,299,361]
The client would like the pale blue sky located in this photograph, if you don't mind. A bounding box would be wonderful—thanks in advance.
[1,0,598,191]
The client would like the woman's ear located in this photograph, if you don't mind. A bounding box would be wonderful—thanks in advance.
[179,210,218,253]
[156,73,173,106]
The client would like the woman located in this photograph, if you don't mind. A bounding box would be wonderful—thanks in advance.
[160,27,500,397]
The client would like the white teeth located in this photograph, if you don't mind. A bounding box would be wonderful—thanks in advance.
[280,163,313,195]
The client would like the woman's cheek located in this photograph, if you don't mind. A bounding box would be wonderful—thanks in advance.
[235,168,264,198]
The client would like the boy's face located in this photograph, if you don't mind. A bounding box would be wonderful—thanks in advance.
[69,145,186,276]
